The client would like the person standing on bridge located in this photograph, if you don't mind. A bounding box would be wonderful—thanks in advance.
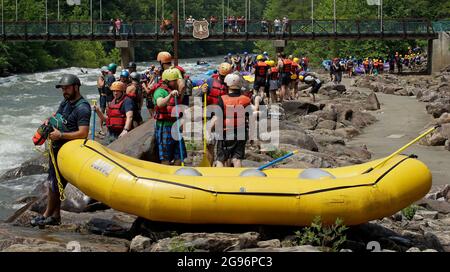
[30,74,91,227]
[115,18,122,34]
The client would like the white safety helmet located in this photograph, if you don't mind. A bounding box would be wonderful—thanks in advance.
[224,73,242,90]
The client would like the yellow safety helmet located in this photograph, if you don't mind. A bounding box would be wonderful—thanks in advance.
[265,60,275,67]
[298,75,304,81]
[218,62,232,76]
[110,81,127,92]
[162,67,182,81]
[293,57,299,63]
[256,55,264,61]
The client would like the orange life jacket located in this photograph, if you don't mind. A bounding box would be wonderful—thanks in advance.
[208,75,228,105]
[154,85,182,121]
[221,94,251,130]
[270,67,279,80]
[255,61,269,78]
[282,59,292,73]
[106,95,128,133]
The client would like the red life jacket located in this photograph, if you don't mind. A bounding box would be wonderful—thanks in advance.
[221,94,251,130]
[255,61,269,78]
[208,76,228,105]
[154,85,182,121]
[270,67,279,80]
[106,95,128,133]
[282,59,292,73]
[149,79,163,94]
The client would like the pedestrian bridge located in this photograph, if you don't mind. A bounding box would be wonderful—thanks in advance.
[1,19,445,42]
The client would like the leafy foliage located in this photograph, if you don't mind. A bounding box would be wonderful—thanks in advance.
[294,216,348,252]
[401,205,418,220]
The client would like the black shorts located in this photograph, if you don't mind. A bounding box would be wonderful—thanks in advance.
[253,77,267,90]
[281,73,291,86]
[216,140,246,162]
[311,82,322,94]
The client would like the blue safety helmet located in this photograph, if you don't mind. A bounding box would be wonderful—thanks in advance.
[228,53,232,56]
[243,52,248,55]
[120,70,130,78]
[263,51,268,55]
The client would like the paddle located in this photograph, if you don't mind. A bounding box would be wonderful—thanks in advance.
[174,97,185,167]
[199,91,212,167]
[91,100,97,141]
[362,125,440,174]
[257,150,299,171]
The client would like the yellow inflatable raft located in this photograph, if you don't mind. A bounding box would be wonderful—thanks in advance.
[57,140,431,226]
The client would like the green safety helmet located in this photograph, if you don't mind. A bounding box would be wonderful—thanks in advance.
[162,67,182,82]
[108,63,118,72]
[55,74,81,88]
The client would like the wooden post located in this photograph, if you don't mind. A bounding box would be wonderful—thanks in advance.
[173,11,179,66]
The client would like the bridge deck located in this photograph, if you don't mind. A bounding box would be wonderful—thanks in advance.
[0,19,443,42]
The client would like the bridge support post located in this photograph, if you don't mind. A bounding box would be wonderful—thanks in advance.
[115,40,136,68]
[430,32,450,74]
[273,40,287,53]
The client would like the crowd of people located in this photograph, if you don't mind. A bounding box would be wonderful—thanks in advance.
[324,47,427,80]
[31,44,426,226]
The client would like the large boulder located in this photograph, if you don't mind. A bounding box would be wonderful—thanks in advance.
[149,232,260,252]
[383,85,404,95]
[281,101,321,118]
[365,92,381,111]
[279,130,318,151]
[297,115,319,130]
[426,101,450,118]
[334,126,360,139]
[316,120,337,130]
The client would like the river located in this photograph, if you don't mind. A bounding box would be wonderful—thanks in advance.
[0,57,223,220]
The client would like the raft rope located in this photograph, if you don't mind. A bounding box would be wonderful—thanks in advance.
[48,139,66,201]
[81,139,414,198]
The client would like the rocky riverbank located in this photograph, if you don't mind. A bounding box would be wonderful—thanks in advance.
[352,65,450,150]
[1,69,449,252]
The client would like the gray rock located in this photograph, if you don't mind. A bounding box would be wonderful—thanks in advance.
[129,235,152,252]
[2,243,67,252]
[279,130,318,151]
[316,120,337,130]
[281,101,320,117]
[424,232,447,252]
[438,113,450,125]
[297,115,319,130]
[415,210,439,220]
[415,198,450,214]
[394,88,410,96]
[365,92,381,110]
[383,85,403,95]
[334,127,360,139]
[232,245,321,252]
[426,102,450,118]
[241,160,261,168]
[446,140,450,151]
[0,155,48,182]
[257,239,281,248]
[150,232,260,252]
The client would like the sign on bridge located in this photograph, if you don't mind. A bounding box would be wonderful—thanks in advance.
[193,20,209,40]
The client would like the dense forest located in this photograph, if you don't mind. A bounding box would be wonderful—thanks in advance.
[0,0,448,74]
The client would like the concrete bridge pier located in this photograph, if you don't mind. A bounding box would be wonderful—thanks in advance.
[115,41,136,69]
[429,32,450,74]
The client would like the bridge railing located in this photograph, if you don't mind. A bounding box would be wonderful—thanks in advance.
[0,19,437,39]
